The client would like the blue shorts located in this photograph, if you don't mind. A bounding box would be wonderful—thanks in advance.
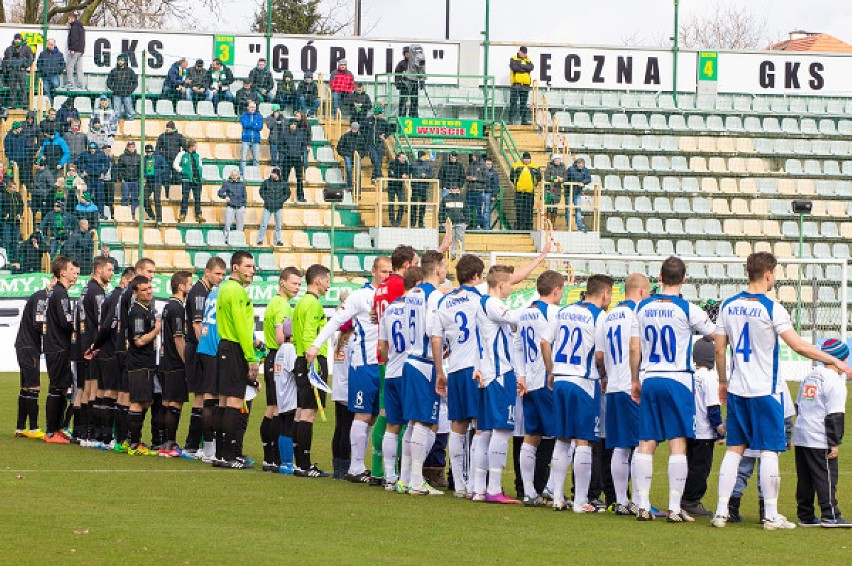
[384,377,406,425]
[348,364,380,415]
[726,392,786,452]
[605,391,640,449]
[447,367,480,421]
[402,362,440,424]
[639,377,695,442]
[478,371,517,431]
[553,379,600,442]
[522,387,555,437]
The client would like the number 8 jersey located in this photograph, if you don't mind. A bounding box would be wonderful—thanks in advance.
[631,294,715,388]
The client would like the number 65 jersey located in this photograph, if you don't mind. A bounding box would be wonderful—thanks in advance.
[631,294,715,389]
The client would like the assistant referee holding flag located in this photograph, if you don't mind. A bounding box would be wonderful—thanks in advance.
[215,250,260,469]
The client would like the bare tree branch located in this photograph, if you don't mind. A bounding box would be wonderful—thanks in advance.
[679,3,772,50]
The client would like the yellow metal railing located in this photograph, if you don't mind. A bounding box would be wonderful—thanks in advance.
[535,181,602,233]
[373,178,441,229]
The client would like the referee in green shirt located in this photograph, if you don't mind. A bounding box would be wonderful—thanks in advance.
[215,250,259,469]
[292,263,332,477]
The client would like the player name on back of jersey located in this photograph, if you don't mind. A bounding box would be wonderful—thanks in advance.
[725,305,765,318]
[642,308,674,318]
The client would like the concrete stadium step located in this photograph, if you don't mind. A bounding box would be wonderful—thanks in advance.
[463,232,537,253]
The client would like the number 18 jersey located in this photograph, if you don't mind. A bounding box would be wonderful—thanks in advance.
[513,300,558,391]
[432,285,483,373]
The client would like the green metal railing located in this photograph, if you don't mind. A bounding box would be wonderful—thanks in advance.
[372,73,497,122]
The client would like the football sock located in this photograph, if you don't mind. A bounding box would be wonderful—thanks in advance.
[202,399,217,445]
[128,410,144,445]
[71,406,81,437]
[759,451,781,520]
[102,398,115,443]
[236,400,251,457]
[370,414,387,477]
[668,454,688,513]
[551,440,573,504]
[164,407,181,444]
[17,389,27,430]
[269,415,282,466]
[573,445,593,508]
[213,405,225,459]
[449,431,468,493]
[295,421,314,469]
[399,424,414,486]
[611,447,632,506]
[45,389,64,434]
[278,435,294,466]
[520,442,538,498]
[472,432,491,497]
[632,452,654,510]
[425,428,437,458]
[115,405,129,443]
[185,407,202,450]
[90,399,103,441]
[715,450,742,517]
[486,429,511,496]
[409,423,431,488]
[62,399,74,430]
[221,407,240,461]
[382,432,399,483]
[348,420,370,475]
[26,390,40,431]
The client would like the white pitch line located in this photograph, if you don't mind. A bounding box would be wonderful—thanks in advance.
[2,469,224,473]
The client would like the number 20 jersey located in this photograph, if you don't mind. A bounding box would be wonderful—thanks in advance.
[432,285,484,374]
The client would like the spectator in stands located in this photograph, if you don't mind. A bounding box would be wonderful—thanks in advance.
[66,218,96,275]
[41,201,74,254]
[73,176,99,228]
[99,244,119,271]
[186,59,210,102]
[175,139,205,224]
[329,59,355,115]
[63,119,87,163]
[239,101,263,176]
[395,47,420,118]
[107,54,138,121]
[464,152,486,227]
[101,145,115,220]
[31,159,55,221]
[91,95,119,135]
[218,169,247,245]
[336,121,366,191]
[443,184,466,259]
[257,168,287,246]
[480,157,499,230]
[207,58,235,107]
[116,141,140,219]
[36,130,71,172]
[387,152,411,227]
[410,150,433,228]
[297,72,319,116]
[235,79,261,114]
[162,58,190,101]
[39,108,60,141]
[438,151,464,222]
[565,157,591,233]
[3,33,34,109]
[57,98,79,134]
[510,151,540,231]
[276,70,297,111]
[350,83,372,125]
[4,121,30,189]
[249,58,275,102]
[37,38,65,104]
[280,118,308,203]
[66,12,86,90]
[55,163,85,213]
[0,179,24,254]
[10,232,47,274]
[508,46,533,125]
[22,111,40,149]
[77,142,110,219]
[544,153,567,228]
[294,110,312,167]
[156,121,187,198]
[87,117,113,150]
[142,144,169,227]
[265,104,286,168]
[364,105,391,182]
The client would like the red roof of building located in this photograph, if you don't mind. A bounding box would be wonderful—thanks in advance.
[768,32,852,53]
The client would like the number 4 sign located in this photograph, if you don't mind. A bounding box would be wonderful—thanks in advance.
[698,51,718,81]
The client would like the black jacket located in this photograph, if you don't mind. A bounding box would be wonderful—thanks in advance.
[279,128,307,158]
[364,116,392,147]
[3,42,34,73]
[336,131,366,159]
[387,158,412,186]
[68,20,86,53]
[235,87,260,114]
[66,228,95,275]
[107,64,138,96]
[248,67,274,93]
[116,150,141,182]
[155,130,186,164]
[259,177,289,210]
[439,159,465,189]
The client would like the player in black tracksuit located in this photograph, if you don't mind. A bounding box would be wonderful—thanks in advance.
[14,280,54,437]
[43,257,80,442]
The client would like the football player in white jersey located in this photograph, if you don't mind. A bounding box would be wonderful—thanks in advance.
[400,251,448,495]
[305,257,392,483]
[597,272,650,516]
[629,257,716,522]
[514,270,564,506]
[711,252,852,530]
[546,274,613,512]
[378,267,423,491]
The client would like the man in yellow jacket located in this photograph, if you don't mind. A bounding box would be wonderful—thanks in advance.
[509,46,534,125]
[511,151,541,230]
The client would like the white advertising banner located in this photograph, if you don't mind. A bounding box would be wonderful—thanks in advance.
[487,44,697,91]
[716,52,852,96]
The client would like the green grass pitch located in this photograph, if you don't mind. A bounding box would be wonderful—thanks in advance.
[1,373,850,564]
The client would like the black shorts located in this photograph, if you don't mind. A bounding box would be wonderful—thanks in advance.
[17,346,41,388]
[264,349,278,407]
[294,355,327,410]
[161,369,189,403]
[75,360,91,388]
[45,351,73,390]
[117,352,130,393]
[128,368,155,404]
[94,356,120,391]
[199,353,218,396]
[184,342,204,394]
[217,340,249,399]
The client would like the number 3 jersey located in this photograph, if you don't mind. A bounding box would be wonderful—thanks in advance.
[431,285,484,374]
[550,301,604,381]
[513,300,558,391]
[715,292,793,397]
[632,294,715,388]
